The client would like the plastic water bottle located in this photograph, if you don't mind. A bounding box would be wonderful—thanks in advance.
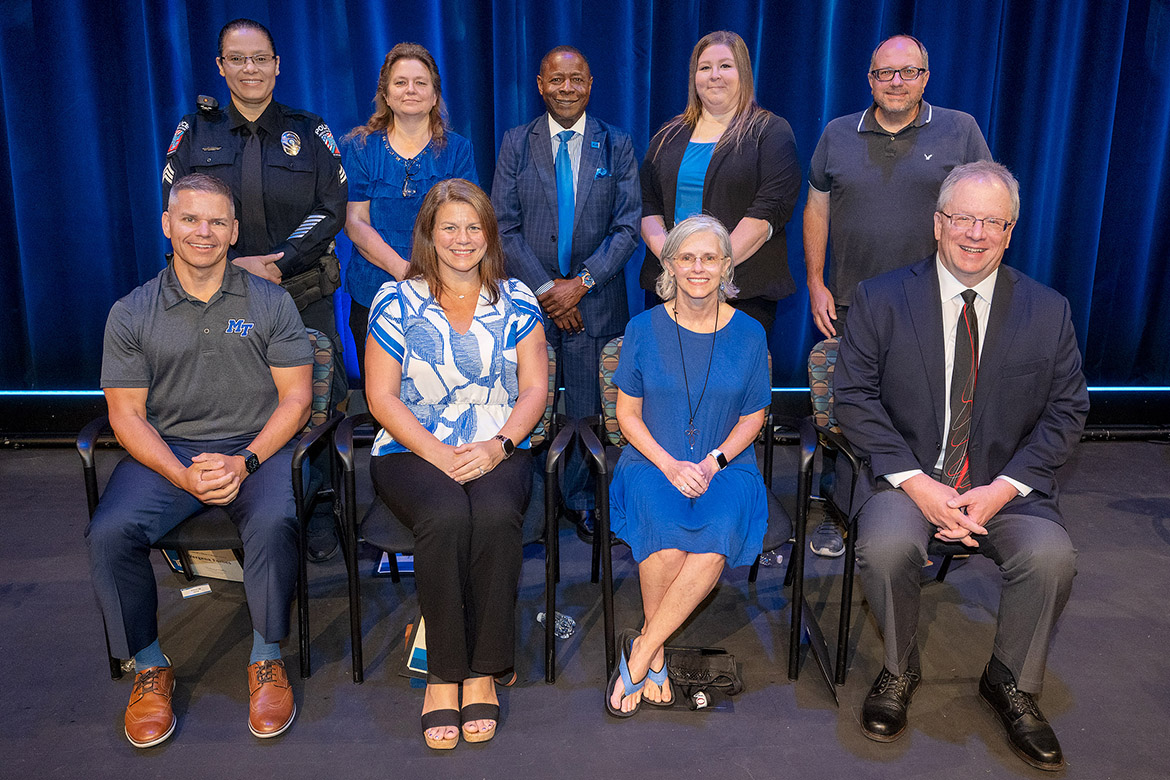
[537,611,576,639]
[757,548,784,568]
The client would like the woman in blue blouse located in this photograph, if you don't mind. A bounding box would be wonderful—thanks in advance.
[639,31,800,335]
[365,179,547,749]
[344,42,479,376]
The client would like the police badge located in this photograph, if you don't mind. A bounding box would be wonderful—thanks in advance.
[281,131,302,156]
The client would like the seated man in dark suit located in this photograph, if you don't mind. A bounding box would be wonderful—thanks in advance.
[491,45,640,541]
[86,173,312,747]
[834,161,1088,771]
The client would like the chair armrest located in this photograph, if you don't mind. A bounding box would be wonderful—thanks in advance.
[77,415,111,470]
[576,417,608,478]
[293,411,343,471]
[813,422,865,475]
[335,413,374,474]
[544,421,575,477]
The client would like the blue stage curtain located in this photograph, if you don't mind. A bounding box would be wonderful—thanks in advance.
[0,0,1165,389]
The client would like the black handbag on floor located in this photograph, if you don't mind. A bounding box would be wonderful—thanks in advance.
[665,646,744,706]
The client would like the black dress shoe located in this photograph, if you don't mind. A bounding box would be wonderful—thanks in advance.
[566,509,596,543]
[306,525,339,563]
[861,667,921,742]
[979,666,1065,771]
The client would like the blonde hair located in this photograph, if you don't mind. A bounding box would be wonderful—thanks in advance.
[648,31,771,161]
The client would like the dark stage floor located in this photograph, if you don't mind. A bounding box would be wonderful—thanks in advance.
[1,439,1167,779]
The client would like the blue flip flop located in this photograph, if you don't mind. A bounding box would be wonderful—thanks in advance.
[642,658,673,708]
[605,632,645,718]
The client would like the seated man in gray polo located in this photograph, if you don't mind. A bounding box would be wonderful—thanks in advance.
[86,173,312,748]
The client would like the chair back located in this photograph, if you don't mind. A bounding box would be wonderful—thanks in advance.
[529,345,558,447]
[808,338,841,432]
[305,328,334,431]
[598,336,626,447]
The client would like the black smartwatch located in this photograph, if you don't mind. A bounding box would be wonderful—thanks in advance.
[493,434,515,459]
[241,449,261,474]
[708,449,728,471]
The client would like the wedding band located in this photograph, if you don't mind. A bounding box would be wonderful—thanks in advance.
[478,466,485,476]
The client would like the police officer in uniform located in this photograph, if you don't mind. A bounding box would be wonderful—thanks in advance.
[162,18,347,560]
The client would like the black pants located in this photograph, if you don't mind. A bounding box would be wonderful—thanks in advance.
[371,449,533,681]
[349,300,371,385]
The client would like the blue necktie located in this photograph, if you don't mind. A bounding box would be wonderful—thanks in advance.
[555,129,575,276]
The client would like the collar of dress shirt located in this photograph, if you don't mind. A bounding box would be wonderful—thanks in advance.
[546,112,587,142]
[935,254,999,306]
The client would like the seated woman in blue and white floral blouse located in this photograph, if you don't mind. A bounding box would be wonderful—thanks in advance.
[365,178,547,750]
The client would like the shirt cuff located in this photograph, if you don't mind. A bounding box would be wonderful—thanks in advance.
[884,468,923,488]
[995,475,1031,497]
[533,280,556,296]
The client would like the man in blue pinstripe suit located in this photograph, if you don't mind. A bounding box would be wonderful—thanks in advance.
[492,46,641,541]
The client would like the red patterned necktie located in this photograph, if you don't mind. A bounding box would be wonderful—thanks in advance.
[943,289,978,492]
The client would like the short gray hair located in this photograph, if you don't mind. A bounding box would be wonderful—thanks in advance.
[168,173,236,219]
[869,34,929,72]
[937,160,1020,222]
[655,215,740,302]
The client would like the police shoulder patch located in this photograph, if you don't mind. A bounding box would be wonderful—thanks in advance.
[167,120,190,156]
[315,123,341,157]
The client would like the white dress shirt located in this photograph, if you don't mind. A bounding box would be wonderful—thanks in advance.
[883,257,1031,496]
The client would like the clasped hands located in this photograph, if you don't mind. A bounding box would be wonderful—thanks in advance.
[900,473,1018,548]
[181,452,248,505]
[662,456,719,499]
[538,279,587,334]
[438,440,506,484]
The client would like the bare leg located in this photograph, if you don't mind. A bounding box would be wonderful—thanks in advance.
[637,548,686,704]
[609,550,725,713]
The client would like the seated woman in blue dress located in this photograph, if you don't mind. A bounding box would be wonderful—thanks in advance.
[364,179,548,748]
[605,215,771,717]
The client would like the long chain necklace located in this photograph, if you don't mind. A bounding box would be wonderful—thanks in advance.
[673,304,718,451]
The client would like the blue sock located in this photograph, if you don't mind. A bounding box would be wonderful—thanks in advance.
[250,629,281,664]
[134,638,169,670]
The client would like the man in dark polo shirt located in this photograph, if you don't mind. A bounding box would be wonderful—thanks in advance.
[802,34,991,557]
[86,173,312,748]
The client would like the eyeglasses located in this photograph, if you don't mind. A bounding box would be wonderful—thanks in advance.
[671,253,726,268]
[219,54,276,68]
[938,211,1014,235]
[402,157,422,197]
[869,66,926,82]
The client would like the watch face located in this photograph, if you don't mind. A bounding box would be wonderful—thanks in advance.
[244,453,260,473]
[495,435,515,457]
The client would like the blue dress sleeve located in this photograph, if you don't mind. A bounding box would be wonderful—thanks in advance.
[740,325,772,415]
[613,316,644,398]
[367,281,405,362]
[449,133,480,187]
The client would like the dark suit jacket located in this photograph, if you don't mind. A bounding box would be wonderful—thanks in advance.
[491,115,641,338]
[834,257,1089,524]
[639,112,801,301]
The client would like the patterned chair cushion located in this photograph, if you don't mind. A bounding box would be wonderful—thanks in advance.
[306,328,334,431]
[599,336,626,447]
[808,338,840,432]
[529,345,558,447]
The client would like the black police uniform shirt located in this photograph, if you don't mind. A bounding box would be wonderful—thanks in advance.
[162,100,348,280]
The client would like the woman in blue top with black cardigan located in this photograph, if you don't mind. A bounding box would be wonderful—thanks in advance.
[639,31,801,335]
[343,42,479,377]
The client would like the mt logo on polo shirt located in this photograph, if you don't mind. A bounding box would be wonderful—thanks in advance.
[226,318,256,337]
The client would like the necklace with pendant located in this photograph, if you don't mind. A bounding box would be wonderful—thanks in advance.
[673,304,718,451]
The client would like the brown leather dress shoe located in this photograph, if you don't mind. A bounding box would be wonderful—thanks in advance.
[248,659,296,738]
[124,665,176,748]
